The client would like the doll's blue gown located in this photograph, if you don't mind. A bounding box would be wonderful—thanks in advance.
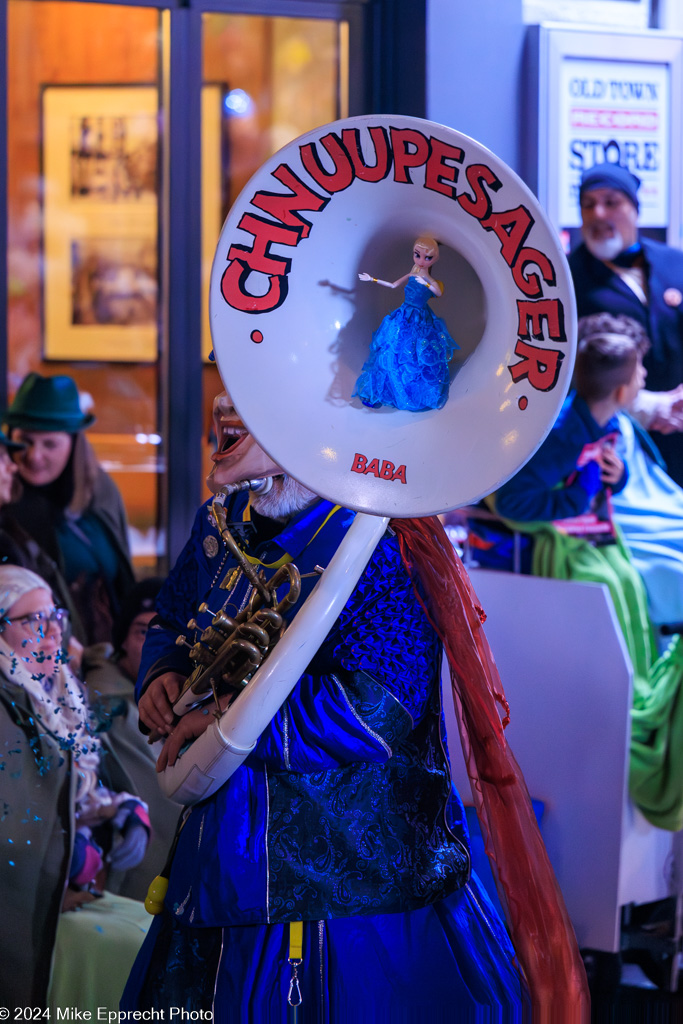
[353,275,458,411]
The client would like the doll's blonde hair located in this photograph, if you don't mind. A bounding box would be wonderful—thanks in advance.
[413,236,439,259]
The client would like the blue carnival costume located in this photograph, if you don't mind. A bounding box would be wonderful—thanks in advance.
[570,236,683,486]
[121,493,523,1020]
[353,276,457,411]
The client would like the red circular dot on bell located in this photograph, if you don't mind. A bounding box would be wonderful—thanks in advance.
[250,330,264,344]
[518,396,528,411]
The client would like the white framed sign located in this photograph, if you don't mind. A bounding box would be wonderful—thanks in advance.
[533,25,683,242]
[558,57,669,226]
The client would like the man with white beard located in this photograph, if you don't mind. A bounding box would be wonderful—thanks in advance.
[119,389,534,1019]
[119,382,595,1017]
[569,161,683,486]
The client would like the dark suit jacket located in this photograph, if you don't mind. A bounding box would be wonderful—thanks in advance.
[569,236,683,485]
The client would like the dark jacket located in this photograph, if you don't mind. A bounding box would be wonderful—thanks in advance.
[9,467,134,644]
[0,508,82,639]
[569,236,683,485]
[493,393,627,524]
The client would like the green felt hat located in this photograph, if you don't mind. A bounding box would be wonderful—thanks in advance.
[4,373,95,433]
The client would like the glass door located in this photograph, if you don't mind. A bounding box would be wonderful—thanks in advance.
[6,0,351,574]
[199,13,349,499]
[7,0,163,570]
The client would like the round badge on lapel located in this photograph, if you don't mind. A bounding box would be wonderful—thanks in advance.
[203,535,220,559]
[664,288,683,308]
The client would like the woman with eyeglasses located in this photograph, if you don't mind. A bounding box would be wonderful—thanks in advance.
[0,565,150,1010]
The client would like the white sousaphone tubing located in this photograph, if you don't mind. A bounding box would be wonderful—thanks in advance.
[159,115,576,803]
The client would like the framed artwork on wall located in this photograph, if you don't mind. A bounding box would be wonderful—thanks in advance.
[41,84,160,361]
[41,83,227,363]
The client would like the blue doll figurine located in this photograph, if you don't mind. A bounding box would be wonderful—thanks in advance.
[353,236,458,411]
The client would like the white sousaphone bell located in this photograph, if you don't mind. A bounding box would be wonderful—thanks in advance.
[158,114,576,804]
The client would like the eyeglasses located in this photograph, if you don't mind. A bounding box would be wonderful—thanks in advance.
[3,608,69,637]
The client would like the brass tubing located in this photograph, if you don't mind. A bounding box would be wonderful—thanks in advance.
[212,496,272,604]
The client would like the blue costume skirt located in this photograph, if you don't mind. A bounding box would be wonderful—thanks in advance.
[122,874,525,1022]
[353,277,457,412]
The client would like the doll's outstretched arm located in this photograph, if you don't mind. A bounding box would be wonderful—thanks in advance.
[414,275,443,296]
[358,272,411,289]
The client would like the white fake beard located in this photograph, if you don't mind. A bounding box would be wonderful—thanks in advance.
[250,475,318,522]
[584,231,626,263]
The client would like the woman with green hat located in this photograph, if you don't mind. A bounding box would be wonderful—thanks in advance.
[0,425,77,631]
[5,372,135,645]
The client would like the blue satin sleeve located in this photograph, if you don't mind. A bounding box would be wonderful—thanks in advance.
[136,501,217,701]
[249,669,414,772]
[136,621,192,701]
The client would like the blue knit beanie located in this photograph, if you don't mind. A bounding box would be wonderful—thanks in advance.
[579,163,640,210]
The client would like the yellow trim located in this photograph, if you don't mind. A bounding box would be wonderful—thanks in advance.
[289,920,303,960]
[242,505,343,569]
[309,504,342,544]
[243,549,292,569]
